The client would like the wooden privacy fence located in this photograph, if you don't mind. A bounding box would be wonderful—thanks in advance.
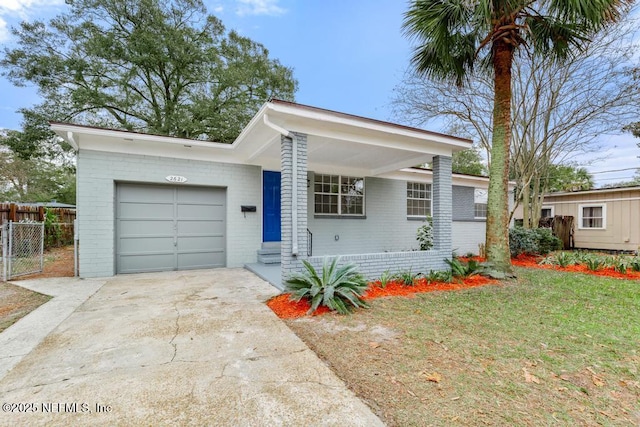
[0,203,76,248]
[0,203,76,224]
[539,215,574,250]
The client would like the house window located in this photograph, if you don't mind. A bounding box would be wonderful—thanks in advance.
[407,182,431,217]
[541,206,554,218]
[579,204,606,229]
[474,189,488,219]
[314,174,364,216]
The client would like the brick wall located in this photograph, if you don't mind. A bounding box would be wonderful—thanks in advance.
[306,250,450,281]
[77,150,262,277]
[280,133,308,278]
[452,185,476,221]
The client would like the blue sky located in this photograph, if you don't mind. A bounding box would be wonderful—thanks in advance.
[0,0,638,185]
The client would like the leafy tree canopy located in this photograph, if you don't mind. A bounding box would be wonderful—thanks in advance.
[452,146,487,176]
[1,0,298,144]
[546,164,594,192]
[0,130,76,204]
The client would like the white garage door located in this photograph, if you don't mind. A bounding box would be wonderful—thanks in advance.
[116,183,226,274]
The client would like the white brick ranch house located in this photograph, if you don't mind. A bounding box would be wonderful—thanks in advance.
[51,100,512,280]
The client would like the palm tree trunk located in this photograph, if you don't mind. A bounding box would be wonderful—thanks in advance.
[486,40,514,273]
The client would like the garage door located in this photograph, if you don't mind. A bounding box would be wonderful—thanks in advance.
[116,183,226,274]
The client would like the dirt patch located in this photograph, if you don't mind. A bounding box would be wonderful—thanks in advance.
[0,282,51,333]
[12,245,75,280]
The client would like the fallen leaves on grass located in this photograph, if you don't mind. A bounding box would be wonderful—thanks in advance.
[523,368,541,384]
[424,372,442,383]
[267,275,497,319]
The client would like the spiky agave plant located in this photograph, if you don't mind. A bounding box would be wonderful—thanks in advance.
[284,257,369,315]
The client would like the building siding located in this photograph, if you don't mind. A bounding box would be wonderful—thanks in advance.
[452,221,486,255]
[543,189,640,251]
[77,150,262,277]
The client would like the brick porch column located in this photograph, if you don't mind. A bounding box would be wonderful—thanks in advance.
[281,132,308,280]
[432,155,452,255]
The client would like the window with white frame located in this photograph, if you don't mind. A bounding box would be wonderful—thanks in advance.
[407,182,432,217]
[541,206,554,218]
[314,174,364,216]
[579,204,606,229]
[474,189,488,219]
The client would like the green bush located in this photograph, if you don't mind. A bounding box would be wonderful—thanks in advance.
[395,269,422,286]
[509,227,562,257]
[445,258,482,278]
[284,257,369,315]
[425,269,452,283]
[585,255,603,271]
[535,228,563,255]
[377,270,393,288]
[416,217,433,250]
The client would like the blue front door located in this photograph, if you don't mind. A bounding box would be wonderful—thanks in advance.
[263,171,281,242]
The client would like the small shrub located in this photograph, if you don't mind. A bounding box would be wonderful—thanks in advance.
[396,269,422,286]
[509,227,537,257]
[585,255,603,271]
[284,257,369,315]
[554,252,574,268]
[445,258,482,278]
[630,257,640,272]
[426,269,452,283]
[613,256,629,274]
[509,227,562,257]
[416,217,433,250]
[540,251,577,268]
[378,270,393,288]
[534,228,563,255]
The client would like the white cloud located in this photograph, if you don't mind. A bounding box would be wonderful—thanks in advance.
[0,0,64,41]
[0,16,8,42]
[213,5,224,13]
[236,0,286,16]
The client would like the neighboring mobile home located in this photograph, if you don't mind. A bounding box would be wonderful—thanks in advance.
[539,186,640,252]
[51,100,513,280]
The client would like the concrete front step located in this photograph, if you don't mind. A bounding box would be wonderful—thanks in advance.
[257,254,281,264]
[257,248,281,256]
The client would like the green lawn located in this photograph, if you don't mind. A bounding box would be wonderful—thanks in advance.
[286,268,640,426]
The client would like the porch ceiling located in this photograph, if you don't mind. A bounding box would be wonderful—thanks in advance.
[234,100,472,176]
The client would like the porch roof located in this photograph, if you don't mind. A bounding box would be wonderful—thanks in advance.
[50,100,472,176]
[234,100,472,176]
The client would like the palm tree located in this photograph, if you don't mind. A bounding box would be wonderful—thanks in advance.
[403,0,631,272]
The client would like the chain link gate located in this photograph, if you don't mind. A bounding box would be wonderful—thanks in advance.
[1,221,45,281]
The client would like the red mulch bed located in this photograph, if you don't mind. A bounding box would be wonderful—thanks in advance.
[267,275,497,319]
[511,253,640,280]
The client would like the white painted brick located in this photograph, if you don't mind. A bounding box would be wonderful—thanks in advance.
[77,149,262,278]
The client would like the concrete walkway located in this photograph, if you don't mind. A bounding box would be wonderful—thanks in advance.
[0,269,383,426]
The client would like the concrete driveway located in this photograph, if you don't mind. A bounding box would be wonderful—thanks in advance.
[0,269,383,426]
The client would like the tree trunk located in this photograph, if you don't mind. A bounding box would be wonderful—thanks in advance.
[522,183,531,229]
[486,40,514,273]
